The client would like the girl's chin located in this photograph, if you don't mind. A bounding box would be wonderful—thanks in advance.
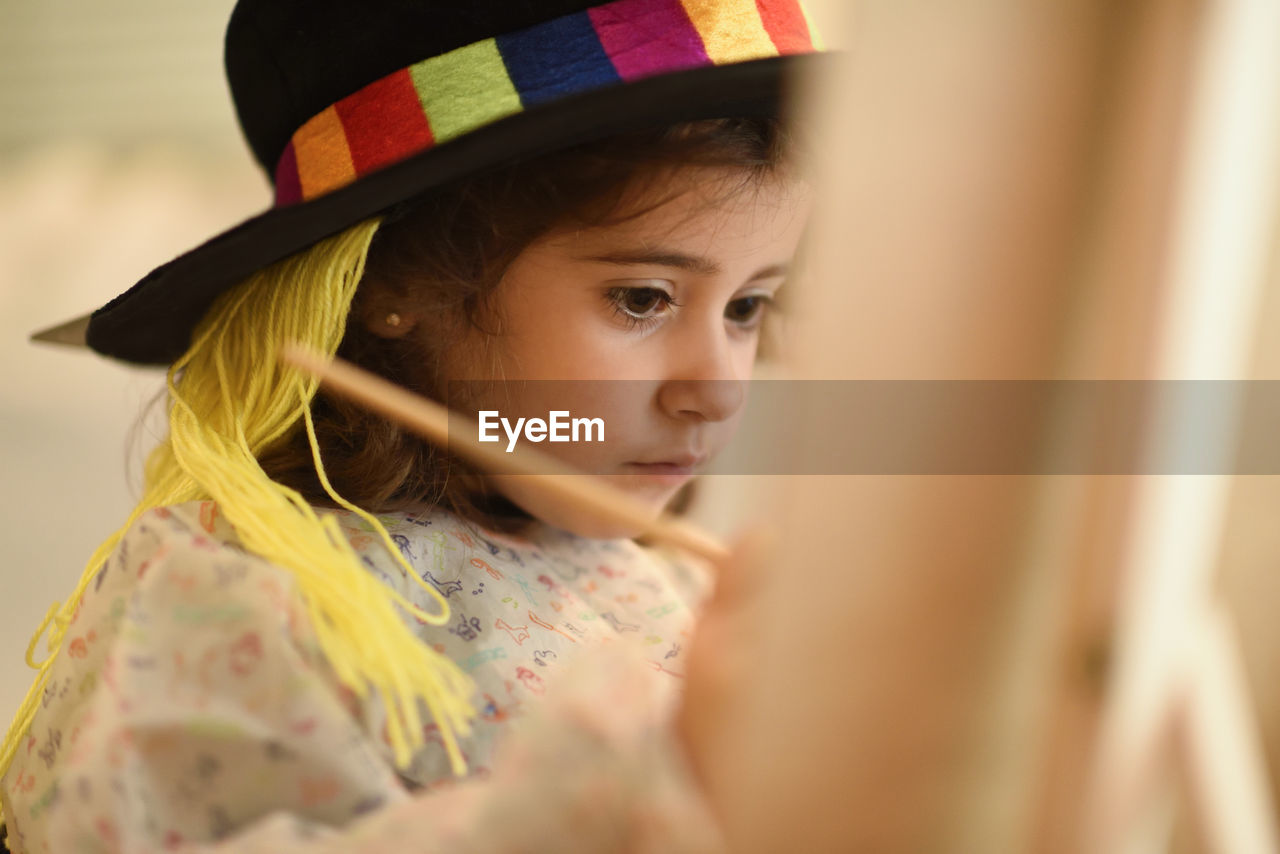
[609,468,696,491]
[488,474,679,540]
[542,493,674,540]
[528,503,661,540]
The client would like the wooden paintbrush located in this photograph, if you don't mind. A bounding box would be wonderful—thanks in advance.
[280,343,730,564]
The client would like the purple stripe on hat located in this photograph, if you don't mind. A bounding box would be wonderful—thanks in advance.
[589,0,710,81]
[495,11,621,107]
[274,141,302,207]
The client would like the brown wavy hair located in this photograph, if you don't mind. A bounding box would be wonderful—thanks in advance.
[257,116,793,530]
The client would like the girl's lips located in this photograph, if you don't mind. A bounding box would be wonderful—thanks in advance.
[621,461,699,484]
[625,462,695,475]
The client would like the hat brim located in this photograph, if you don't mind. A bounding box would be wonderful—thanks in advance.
[69,54,828,365]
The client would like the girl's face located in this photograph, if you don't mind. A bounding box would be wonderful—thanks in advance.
[410,166,808,537]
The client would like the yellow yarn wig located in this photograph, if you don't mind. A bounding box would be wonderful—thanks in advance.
[1,220,477,805]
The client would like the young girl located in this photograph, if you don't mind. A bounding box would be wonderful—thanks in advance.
[1,1,819,850]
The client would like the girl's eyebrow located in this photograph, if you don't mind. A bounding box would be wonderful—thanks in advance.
[577,249,788,281]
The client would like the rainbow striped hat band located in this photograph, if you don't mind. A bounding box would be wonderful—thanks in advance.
[273,0,820,207]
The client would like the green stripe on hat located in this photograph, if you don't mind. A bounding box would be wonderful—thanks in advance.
[409,39,524,143]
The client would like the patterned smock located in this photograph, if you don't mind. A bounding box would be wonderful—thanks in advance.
[0,501,724,853]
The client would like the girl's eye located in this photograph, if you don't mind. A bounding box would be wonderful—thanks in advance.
[605,284,679,329]
[725,294,773,327]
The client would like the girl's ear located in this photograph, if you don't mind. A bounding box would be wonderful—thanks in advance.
[357,278,421,340]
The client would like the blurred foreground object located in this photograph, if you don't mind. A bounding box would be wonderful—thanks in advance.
[690,0,1280,851]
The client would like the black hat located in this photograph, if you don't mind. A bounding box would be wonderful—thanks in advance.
[38,0,824,365]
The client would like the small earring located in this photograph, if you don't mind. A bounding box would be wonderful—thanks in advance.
[385,312,402,328]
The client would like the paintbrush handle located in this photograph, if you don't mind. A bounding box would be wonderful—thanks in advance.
[281,344,729,564]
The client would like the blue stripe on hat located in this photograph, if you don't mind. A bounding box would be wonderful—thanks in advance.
[496,11,621,107]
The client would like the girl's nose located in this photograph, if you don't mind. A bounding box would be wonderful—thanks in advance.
[658,377,746,423]
[656,329,747,423]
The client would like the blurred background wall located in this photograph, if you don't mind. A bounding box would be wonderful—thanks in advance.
[1,0,267,722]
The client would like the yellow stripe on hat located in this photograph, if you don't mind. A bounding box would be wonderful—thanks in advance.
[679,0,778,64]
[294,105,358,200]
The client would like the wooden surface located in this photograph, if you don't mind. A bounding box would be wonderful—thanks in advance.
[697,2,1117,849]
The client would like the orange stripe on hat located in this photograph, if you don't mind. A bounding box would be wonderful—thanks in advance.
[293,106,357,200]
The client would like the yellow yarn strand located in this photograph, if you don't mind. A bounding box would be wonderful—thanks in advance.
[1,221,478,815]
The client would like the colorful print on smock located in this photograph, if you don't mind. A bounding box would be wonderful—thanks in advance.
[0,502,722,853]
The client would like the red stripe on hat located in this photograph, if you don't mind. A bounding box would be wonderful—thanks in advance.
[754,0,812,53]
[334,68,435,176]
[274,141,303,206]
